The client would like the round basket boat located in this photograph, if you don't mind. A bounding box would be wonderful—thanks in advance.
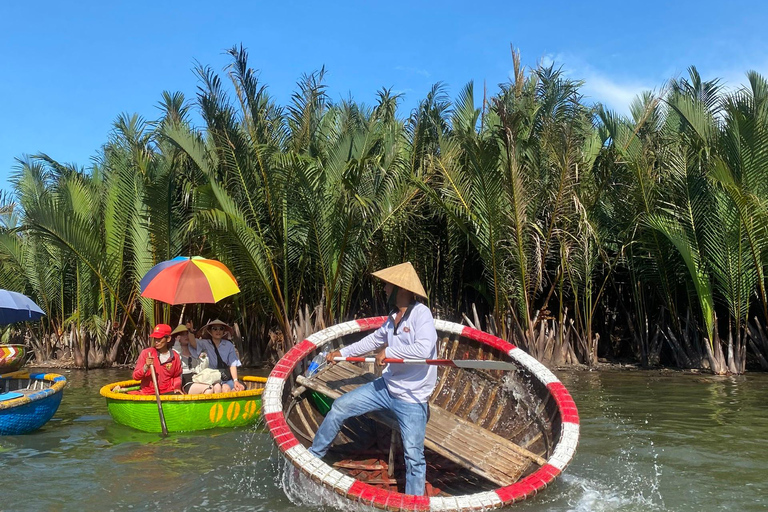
[0,371,67,435]
[100,375,267,433]
[264,318,580,511]
[0,345,26,374]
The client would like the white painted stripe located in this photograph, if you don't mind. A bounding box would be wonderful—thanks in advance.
[473,491,502,509]
[310,463,334,481]
[266,376,287,389]
[337,319,361,335]
[455,496,473,510]
[261,388,283,406]
[324,324,343,339]
[548,422,580,470]
[284,444,310,463]
[307,329,325,347]
[434,491,502,511]
[434,319,464,335]
[262,398,282,415]
[283,424,358,494]
[321,468,356,493]
[430,496,459,511]
[333,474,357,493]
[508,348,559,385]
[302,455,324,475]
[262,377,286,415]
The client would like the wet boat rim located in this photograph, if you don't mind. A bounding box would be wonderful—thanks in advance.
[100,375,267,401]
[264,317,580,510]
[0,371,67,410]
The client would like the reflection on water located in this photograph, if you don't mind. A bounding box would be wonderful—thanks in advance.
[0,368,767,511]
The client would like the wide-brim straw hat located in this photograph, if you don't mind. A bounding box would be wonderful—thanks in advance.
[170,324,188,336]
[372,262,428,299]
[198,319,234,338]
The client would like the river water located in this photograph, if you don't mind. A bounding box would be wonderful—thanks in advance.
[1,368,766,512]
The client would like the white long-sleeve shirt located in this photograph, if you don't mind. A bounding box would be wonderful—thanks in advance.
[340,302,438,403]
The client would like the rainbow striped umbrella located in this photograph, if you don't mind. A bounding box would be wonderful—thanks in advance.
[139,257,240,305]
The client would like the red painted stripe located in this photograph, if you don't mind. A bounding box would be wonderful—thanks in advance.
[547,382,580,424]
[356,316,387,331]
[537,464,562,481]
[495,479,538,502]
[292,339,317,357]
[347,481,429,511]
[269,368,290,380]
[264,411,285,428]
[264,411,300,451]
[495,464,560,503]
[280,351,301,366]
[401,493,430,511]
[427,359,457,367]
[269,356,299,379]
[460,325,517,353]
[276,433,300,451]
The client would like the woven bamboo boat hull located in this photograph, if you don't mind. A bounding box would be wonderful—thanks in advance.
[264,318,580,511]
[0,371,67,435]
[0,345,26,374]
[100,376,266,432]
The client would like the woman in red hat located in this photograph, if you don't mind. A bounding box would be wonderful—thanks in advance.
[129,323,183,395]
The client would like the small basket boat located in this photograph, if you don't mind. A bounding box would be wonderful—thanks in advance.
[264,318,580,511]
[100,376,267,432]
[0,371,67,435]
[0,345,26,374]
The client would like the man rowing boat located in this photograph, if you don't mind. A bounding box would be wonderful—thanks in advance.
[308,262,437,496]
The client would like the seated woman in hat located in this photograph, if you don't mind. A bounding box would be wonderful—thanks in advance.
[171,323,210,394]
[183,319,245,393]
[130,323,183,395]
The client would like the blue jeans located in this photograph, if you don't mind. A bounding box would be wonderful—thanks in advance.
[308,378,429,496]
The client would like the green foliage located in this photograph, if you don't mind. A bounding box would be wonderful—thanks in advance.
[2,48,768,373]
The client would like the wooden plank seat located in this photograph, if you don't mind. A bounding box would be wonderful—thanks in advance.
[295,361,546,487]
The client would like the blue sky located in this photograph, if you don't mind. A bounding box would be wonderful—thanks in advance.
[1,1,766,189]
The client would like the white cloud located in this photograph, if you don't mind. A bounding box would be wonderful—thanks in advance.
[579,73,651,114]
[527,53,653,115]
[515,53,768,116]
[394,66,431,78]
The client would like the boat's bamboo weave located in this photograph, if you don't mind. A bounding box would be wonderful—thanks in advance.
[296,362,546,487]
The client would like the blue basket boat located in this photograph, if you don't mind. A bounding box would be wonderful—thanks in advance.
[0,371,67,435]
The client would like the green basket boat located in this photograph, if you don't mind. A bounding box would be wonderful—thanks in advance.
[100,376,266,432]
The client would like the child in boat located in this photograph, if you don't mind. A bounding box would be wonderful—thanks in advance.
[130,324,182,395]
[184,319,245,393]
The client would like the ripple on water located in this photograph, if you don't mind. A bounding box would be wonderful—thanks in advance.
[2,368,768,511]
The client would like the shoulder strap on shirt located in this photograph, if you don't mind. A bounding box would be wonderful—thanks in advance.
[211,342,228,369]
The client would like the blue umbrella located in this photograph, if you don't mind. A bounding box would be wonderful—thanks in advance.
[0,289,45,325]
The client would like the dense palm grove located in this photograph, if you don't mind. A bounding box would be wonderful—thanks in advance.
[2,47,768,374]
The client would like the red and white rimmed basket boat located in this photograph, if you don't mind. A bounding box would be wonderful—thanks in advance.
[264,317,579,511]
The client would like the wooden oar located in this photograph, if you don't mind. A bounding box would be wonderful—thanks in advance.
[148,364,169,436]
[333,357,517,371]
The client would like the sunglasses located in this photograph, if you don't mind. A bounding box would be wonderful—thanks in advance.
[210,326,225,332]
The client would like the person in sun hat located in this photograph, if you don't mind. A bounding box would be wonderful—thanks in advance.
[171,323,203,393]
[183,319,245,393]
[130,323,183,395]
[308,262,437,496]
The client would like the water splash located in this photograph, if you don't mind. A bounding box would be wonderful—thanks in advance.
[553,393,667,512]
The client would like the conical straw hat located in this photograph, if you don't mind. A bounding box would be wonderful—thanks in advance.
[372,262,427,299]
